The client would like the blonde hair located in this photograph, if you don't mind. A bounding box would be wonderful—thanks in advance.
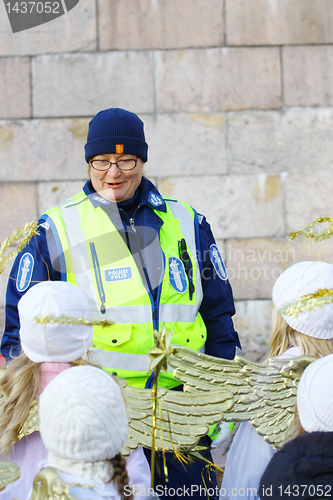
[268,308,333,359]
[269,307,333,443]
[0,353,41,457]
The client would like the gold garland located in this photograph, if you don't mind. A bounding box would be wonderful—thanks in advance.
[288,217,333,242]
[34,314,114,327]
[279,288,333,319]
[0,221,39,275]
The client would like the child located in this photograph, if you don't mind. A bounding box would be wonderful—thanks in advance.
[221,261,333,500]
[0,281,150,499]
[38,365,133,500]
[260,353,333,499]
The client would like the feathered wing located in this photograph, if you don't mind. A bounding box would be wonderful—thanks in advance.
[28,467,78,500]
[0,461,20,491]
[120,381,234,456]
[169,346,316,449]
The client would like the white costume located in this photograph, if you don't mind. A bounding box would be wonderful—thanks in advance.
[220,347,301,500]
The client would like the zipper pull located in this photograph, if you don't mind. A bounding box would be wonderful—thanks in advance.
[129,218,136,232]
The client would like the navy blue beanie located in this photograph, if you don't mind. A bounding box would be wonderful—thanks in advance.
[84,108,148,163]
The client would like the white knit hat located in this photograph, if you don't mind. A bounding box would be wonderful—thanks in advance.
[297,353,333,432]
[18,281,93,362]
[39,365,128,461]
[272,261,333,339]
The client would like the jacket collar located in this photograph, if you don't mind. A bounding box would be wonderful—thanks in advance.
[83,177,167,213]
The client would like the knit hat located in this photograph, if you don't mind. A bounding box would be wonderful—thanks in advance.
[39,365,128,461]
[84,108,148,163]
[272,261,333,339]
[18,281,93,363]
[297,353,333,432]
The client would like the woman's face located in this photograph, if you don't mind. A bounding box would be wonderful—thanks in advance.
[89,153,144,203]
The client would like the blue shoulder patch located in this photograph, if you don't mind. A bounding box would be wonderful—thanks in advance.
[209,244,228,281]
[169,257,188,294]
[16,253,34,292]
[148,192,164,207]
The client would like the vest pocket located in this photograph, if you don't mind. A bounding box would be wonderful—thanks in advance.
[170,315,207,351]
[93,323,132,349]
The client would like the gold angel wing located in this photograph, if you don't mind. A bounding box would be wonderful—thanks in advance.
[169,346,316,449]
[119,380,234,456]
[0,461,20,491]
[29,467,80,500]
[13,380,233,457]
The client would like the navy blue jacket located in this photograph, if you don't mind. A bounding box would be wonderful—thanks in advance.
[2,177,240,361]
[260,432,333,499]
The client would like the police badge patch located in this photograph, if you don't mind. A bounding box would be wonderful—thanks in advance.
[148,192,164,207]
[169,257,188,294]
[16,253,34,292]
[209,244,228,280]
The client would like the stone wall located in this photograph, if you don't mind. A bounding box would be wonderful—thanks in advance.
[1,0,333,359]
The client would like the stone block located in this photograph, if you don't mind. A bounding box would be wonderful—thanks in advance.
[233,300,272,361]
[99,0,224,50]
[38,181,86,215]
[157,174,284,239]
[0,183,38,243]
[226,0,333,45]
[0,118,90,182]
[0,0,96,56]
[144,113,227,178]
[155,47,281,112]
[285,173,333,234]
[225,237,333,301]
[0,57,30,119]
[32,52,154,117]
[228,108,333,174]
[283,46,333,107]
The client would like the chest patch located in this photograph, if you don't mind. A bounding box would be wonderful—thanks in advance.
[16,253,34,292]
[209,244,228,280]
[169,257,188,294]
[105,266,133,282]
[148,192,164,207]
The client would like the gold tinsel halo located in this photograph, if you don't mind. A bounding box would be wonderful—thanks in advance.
[279,288,333,319]
[34,314,114,327]
[0,221,39,275]
[288,217,333,242]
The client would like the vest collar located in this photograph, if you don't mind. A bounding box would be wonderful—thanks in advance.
[83,177,167,213]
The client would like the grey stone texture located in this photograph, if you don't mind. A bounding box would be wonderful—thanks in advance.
[233,300,272,361]
[32,52,154,117]
[98,0,224,51]
[144,113,227,178]
[226,0,333,45]
[286,173,333,234]
[0,0,96,56]
[155,47,281,112]
[0,183,38,242]
[0,119,89,182]
[0,57,30,119]
[283,46,333,107]
[157,174,284,239]
[226,237,333,301]
[228,108,333,174]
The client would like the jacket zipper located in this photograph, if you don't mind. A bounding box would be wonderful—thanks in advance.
[90,242,106,314]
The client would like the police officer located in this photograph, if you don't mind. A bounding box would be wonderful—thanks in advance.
[2,108,241,498]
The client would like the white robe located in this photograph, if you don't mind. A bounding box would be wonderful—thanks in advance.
[220,347,302,500]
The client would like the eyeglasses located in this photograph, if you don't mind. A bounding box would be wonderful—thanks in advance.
[90,158,138,171]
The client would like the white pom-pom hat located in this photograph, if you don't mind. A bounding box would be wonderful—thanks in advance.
[18,281,93,362]
[297,353,333,432]
[272,261,333,340]
[39,365,128,461]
